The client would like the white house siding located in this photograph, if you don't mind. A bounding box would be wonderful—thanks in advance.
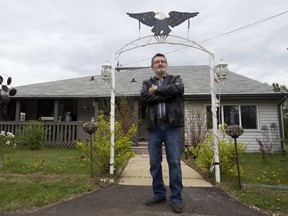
[184,99,282,153]
[253,100,282,152]
[184,100,210,147]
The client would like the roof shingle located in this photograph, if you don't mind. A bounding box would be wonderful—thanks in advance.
[13,66,278,99]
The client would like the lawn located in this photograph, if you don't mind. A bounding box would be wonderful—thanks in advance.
[220,152,288,216]
[0,148,100,212]
[1,147,288,215]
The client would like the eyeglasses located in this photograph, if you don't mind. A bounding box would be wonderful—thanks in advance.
[152,60,167,65]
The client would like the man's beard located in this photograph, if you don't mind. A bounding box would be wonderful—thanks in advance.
[155,67,166,76]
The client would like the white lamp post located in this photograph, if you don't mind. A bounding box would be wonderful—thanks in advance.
[215,58,229,126]
[210,55,229,183]
[101,61,116,180]
[215,58,229,85]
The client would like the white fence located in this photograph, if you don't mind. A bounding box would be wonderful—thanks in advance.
[0,121,90,147]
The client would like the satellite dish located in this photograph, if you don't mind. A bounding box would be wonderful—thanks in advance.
[9,88,17,96]
[7,77,12,85]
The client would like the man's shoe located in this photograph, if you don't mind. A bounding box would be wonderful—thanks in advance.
[170,202,183,213]
[145,196,166,206]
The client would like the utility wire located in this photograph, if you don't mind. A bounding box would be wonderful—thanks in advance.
[121,11,288,66]
[198,10,288,44]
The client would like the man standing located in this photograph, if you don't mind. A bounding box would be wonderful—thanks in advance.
[140,53,184,213]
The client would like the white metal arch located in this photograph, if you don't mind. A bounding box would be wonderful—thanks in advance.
[108,34,220,183]
[113,35,212,60]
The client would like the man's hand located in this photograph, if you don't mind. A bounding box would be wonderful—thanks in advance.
[148,84,157,94]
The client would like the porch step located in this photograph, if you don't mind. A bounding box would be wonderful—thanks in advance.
[131,141,165,154]
[131,141,148,154]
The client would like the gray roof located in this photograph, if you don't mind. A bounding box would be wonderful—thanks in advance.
[13,66,283,99]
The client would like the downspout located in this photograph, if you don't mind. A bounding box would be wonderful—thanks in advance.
[277,95,287,152]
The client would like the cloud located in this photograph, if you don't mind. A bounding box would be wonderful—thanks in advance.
[0,0,287,87]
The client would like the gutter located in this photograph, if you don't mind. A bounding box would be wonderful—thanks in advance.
[183,93,285,100]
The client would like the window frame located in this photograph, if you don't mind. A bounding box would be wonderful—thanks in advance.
[206,104,259,130]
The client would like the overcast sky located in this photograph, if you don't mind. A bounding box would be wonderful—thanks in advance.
[1,0,287,88]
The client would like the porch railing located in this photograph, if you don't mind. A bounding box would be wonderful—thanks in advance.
[0,121,90,147]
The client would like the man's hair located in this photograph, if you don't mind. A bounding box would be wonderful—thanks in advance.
[151,53,167,65]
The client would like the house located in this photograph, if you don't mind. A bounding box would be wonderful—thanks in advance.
[0,65,286,152]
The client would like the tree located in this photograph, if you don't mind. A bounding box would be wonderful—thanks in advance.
[283,99,288,140]
[272,83,288,140]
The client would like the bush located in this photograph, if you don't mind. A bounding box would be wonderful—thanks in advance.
[16,121,45,150]
[189,132,246,177]
[185,110,209,147]
[0,131,16,167]
[77,113,136,176]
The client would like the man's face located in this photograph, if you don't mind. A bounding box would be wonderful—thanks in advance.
[151,56,167,76]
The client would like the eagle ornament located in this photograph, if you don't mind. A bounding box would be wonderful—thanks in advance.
[127,11,199,36]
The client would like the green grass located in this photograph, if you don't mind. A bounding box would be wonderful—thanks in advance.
[0,148,100,213]
[240,153,287,185]
[3,147,288,215]
[1,148,90,175]
[220,152,288,216]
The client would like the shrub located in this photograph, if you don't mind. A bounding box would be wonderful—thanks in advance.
[0,131,16,167]
[16,121,45,150]
[257,123,281,157]
[189,132,246,177]
[115,96,136,135]
[77,113,136,176]
[185,110,209,147]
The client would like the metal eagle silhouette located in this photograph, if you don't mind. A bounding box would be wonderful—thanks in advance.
[127,11,199,36]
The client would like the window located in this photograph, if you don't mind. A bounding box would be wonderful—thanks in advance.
[223,105,239,125]
[206,106,219,129]
[207,105,257,129]
[240,105,257,129]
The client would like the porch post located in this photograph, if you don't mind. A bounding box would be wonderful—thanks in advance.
[134,98,139,145]
[93,99,99,120]
[54,100,59,122]
[15,100,21,122]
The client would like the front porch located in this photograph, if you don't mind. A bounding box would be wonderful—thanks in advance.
[0,121,151,153]
[0,97,147,148]
[0,121,89,147]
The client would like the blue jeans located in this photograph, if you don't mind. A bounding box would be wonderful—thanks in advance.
[148,123,183,203]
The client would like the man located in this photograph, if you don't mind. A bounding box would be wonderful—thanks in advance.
[140,53,184,213]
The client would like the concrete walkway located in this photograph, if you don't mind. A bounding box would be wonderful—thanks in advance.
[119,154,212,187]
[2,154,267,216]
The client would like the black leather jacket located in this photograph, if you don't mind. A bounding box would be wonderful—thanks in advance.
[140,74,184,129]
